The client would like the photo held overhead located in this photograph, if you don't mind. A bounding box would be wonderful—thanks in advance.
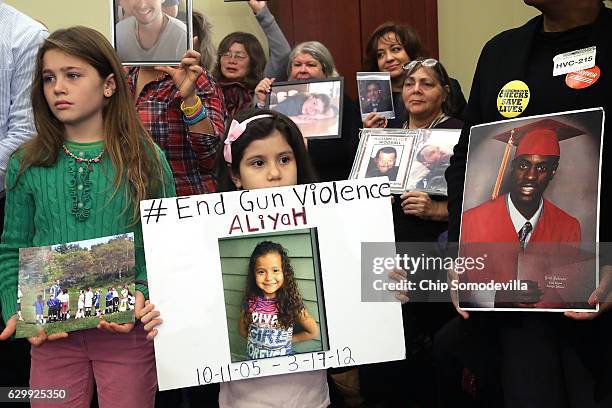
[110,0,193,65]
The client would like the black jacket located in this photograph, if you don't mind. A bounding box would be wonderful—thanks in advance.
[443,7,612,403]
[446,8,612,243]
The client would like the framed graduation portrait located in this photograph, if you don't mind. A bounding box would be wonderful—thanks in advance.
[458,108,604,312]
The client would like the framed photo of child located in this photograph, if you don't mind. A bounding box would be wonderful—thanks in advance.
[110,0,193,66]
[266,78,344,139]
[15,234,136,338]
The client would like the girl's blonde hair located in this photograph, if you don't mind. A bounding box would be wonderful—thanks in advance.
[20,26,165,222]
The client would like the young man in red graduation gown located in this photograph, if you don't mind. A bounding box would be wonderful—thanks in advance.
[459,127,582,308]
[462,128,580,248]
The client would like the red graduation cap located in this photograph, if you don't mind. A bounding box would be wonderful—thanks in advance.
[490,118,585,199]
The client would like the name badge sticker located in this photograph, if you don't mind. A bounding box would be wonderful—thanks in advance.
[553,46,596,77]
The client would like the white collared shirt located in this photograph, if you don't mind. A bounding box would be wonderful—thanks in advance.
[0,3,47,192]
[507,194,543,245]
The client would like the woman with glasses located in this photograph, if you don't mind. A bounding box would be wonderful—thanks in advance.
[253,41,362,182]
[358,58,462,408]
[362,22,466,129]
[366,58,462,226]
[213,0,291,117]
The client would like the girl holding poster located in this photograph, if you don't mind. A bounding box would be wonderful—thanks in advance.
[0,26,176,407]
[141,109,330,408]
[239,241,319,360]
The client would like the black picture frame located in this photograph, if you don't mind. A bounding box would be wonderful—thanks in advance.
[266,77,344,139]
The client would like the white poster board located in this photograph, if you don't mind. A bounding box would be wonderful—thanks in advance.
[141,178,405,391]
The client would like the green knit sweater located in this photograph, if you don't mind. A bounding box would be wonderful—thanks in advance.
[0,140,176,323]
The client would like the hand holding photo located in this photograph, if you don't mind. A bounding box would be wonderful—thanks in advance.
[112,0,192,65]
[267,78,343,139]
[141,179,405,390]
[16,234,136,338]
[458,108,604,312]
[351,128,459,195]
[357,72,395,120]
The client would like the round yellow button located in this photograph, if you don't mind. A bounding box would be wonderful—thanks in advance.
[496,80,530,118]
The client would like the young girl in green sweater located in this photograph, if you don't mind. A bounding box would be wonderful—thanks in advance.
[0,26,179,407]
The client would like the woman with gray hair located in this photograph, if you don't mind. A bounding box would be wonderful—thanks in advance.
[286,41,339,79]
[255,41,361,182]
[254,40,338,104]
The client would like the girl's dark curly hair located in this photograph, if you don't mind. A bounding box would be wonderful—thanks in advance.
[242,241,304,329]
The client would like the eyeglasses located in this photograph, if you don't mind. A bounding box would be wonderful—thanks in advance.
[220,51,248,61]
[402,58,438,72]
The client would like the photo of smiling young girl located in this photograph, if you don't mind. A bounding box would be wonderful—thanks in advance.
[239,240,320,360]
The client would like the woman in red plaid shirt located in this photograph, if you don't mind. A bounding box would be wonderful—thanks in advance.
[126,32,225,196]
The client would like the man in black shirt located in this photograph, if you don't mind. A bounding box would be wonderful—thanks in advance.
[440,1,612,406]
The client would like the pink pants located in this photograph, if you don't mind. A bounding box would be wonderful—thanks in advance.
[29,323,157,408]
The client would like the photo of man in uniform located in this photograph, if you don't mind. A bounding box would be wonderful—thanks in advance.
[115,0,188,63]
[365,146,400,181]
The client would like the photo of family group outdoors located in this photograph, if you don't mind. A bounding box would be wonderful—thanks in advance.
[218,228,328,363]
[16,234,136,338]
[112,0,192,65]
[267,78,343,139]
